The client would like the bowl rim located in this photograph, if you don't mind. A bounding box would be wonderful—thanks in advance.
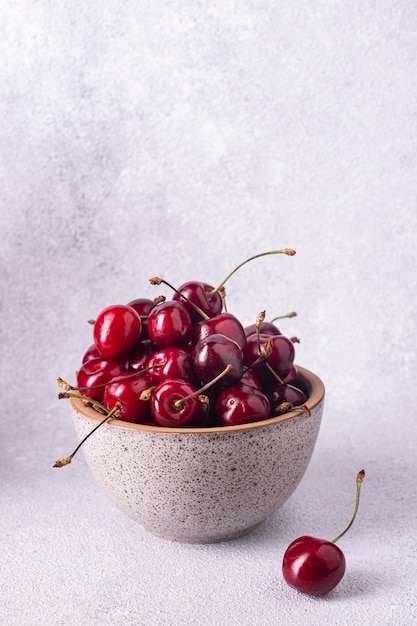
[70,365,325,435]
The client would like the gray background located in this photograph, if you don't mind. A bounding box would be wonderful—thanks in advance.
[1,1,416,625]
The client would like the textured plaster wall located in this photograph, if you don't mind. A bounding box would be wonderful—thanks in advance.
[2,2,416,437]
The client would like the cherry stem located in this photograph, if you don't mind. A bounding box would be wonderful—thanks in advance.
[331,469,366,544]
[149,277,209,320]
[270,311,297,322]
[173,364,233,409]
[206,249,296,299]
[53,401,120,468]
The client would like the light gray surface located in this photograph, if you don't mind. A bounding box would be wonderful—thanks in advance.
[1,2,416,624]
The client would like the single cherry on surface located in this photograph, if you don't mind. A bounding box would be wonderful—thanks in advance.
[282,470,365,596]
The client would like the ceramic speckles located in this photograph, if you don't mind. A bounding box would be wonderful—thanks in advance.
[70,366,325,543]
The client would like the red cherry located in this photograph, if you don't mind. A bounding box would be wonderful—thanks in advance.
[172,281,223,322]
[127,298,155,340]
[265,382,307,415]
[147,300,192,348]
[244,320,281,338]
[215,383,271,426]
[125,340,158,371]
[192,312,247,350]
[146,347,196,385]
[282,537,345,596]
[93,304,142,359]
[239,368,263,390]
[149,379,201,427]
[81,343,102,364]
[76,357,126,402]
[103,371,152,423]
[244,333,295,384]
[192,333,244,386]
[282,470,366,596]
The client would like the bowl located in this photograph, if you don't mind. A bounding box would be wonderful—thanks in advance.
[70,365,325,543]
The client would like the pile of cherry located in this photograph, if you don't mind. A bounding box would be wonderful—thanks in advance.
[68,251,309,428]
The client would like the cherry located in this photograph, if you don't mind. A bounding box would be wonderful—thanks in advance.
[192,333,244,386]
[125,339,158,371]
[282,470,366,596]
[127,297,155,340]
[244,320,281,338]
[76,357,126,402]
[103,371,152,423]
[93,304,142,359]
[244,333,295,384]
[265,382,307,415]
[149,379,202,427]
[215,383,271,426]
[147,300,193,348]
[283,365,299,385]
[81,343,103,364]
[239,368,263,390]
[145,347,196,385]
[172,281,223,322]
[192,312,247,350]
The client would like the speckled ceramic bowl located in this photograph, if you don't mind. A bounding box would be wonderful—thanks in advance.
[70,365,324,543]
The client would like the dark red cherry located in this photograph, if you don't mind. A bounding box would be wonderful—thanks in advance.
[192,312,247,350]
[147,300,192,348]
[126,340,158,371]
[81,343,102,364]
[282,470,365,597]
[284,365,298,385]
[76,358,126,402]
[239,368,263,390]
[146,347,196,384]
[172,281,223,322]
[282,537,345,596]
[103,371,152,423]
[216,383,271,426]
[149,379,201,427]
[192,334,244,386]
[244,333,295,384]
[265,382,307,414]
[127,298,155,340]
[93,304,142,359]
[244,321,281,338]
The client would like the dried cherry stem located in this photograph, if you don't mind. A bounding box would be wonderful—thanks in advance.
[273,402,311,417]
[206,248,296,300]
[149,277,209,320]
[331,470,366,544]
[253,315,285,385]
[173,364,233,409]
[53,402,121,468]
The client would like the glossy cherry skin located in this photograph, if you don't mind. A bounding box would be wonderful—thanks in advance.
[215,383,271,426]
[192,312,247,350]
[81,343,102,364]
[282,536,346,596]
[284,365,299,385]
[239,368,263,390]
[103,371,152,423]
[76,357,126,402]
[172,281,223,322]
[244,333,295,384]
[265,382,307,414]
[125,340,158,371]
[149,379,201,427]
[244,321,281,338]
[147,300,192,348]
[126,298,155,340]
[192,333,244,386]
[146,347,196,385]
[93,304,142,359]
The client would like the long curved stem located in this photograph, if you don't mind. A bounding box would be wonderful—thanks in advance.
[331,470,365,544]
